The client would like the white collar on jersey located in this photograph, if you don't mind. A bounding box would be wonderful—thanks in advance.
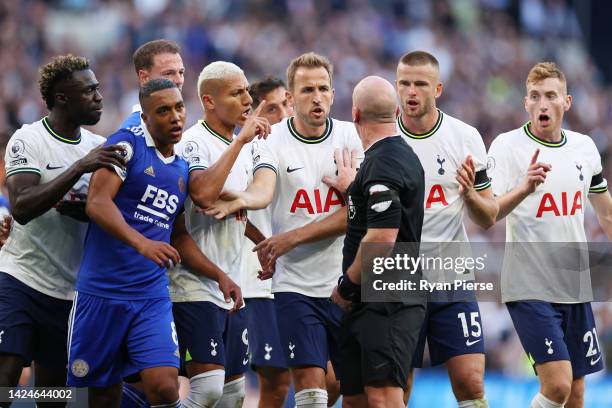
[131,104,142,113]
[141,119,176,164]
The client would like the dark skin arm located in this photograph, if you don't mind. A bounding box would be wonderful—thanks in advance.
[171,213,243,311]
[8,144,125,225]
[86,167,180,267]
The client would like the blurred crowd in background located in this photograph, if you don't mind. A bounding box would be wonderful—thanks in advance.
[1,0,612,385]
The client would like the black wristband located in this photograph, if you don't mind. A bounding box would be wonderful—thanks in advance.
[337,274,361,302]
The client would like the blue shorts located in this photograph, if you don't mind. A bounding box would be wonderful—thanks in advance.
[507,301,604,379]
[245,298,287,370]
[0,273,72,368]
[67,292,179,387]
[274,292,342,371]
[413,301,485,367]
[172,302,249,376]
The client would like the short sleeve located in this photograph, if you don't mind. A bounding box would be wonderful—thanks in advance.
[487,136,512,196]
[363,161,402,229]
[466,129,491,191]
[5,130,42,178]
[588,142,607,194]
[180,138,210,173]
[252,138,278,175]
[105,130,137,182]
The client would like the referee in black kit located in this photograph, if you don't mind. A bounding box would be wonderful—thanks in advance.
[331,76,426,408]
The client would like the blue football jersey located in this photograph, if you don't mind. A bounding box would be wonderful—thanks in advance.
[119,105,141,130]
[77,125,189,299]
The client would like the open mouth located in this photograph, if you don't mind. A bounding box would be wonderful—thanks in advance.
[407,100,418,106]
[312,107,324,115]
[242,108,251,119]
[170,125,182,135]
[538,114,550,124]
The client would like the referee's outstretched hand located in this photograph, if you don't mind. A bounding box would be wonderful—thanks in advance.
[322,148,360,194]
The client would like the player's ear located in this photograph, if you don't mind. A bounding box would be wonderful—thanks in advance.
[564,94,572,112]
[202,94,214,111]
[137,69,149,86]
[55,92,67,106]
[395,106,400,117]
[331,87,335,105]
[435,82,443,99]
[352,106,360,124]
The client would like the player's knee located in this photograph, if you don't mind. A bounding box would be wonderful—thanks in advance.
[149,377,179,404]
[542,378,572,404]
[260,375,289,400]
[183,369,224,408]
[0,355,24,387]
[454,370,485,400]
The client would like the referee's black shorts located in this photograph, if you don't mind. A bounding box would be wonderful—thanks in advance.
[338,302,426,396]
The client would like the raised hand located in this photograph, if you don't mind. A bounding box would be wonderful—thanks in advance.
[457,155,476,196]
[322,148,360,194]
[522,149,552,194]
[235,100,272,144]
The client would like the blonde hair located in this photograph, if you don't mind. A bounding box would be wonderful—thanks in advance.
[526,62,567,92]
[197,61,244,101]
[286,52,333,91]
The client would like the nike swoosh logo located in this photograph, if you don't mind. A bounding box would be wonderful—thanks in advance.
[466,338,482,347]
[46,164,63,170]
[287,166,303,173]
[590,354,602,366]
[242,358,249,365]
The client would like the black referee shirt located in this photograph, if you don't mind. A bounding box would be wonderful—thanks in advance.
[342,135,425,274]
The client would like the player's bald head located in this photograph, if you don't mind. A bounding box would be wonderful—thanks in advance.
[352,76,397,124]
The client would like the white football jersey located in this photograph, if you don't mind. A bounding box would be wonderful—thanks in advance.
[397,110,490,243]
[488,123,607,302]
[0,117,104,300]
[169,120,251,309]
[241,207,274,299]
[488,123,606,243]
[253,117,363,298]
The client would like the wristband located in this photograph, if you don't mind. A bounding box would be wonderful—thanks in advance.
[337,274,361,302]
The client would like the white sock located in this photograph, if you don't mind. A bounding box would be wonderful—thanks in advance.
[458,398,489,407]
[214,377,246,408]
[294,388,327,408]
[181,369,225,408]
[530,393,564,408]
[151,400,182,408]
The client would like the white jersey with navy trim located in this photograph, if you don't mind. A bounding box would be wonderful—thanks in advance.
[397,110,490,243]
[169,121,251,309]
[488,123,607,243]
[488,123,607,302]
[241,151,274,299]
[252,117,363,298]
[0,117,104,300]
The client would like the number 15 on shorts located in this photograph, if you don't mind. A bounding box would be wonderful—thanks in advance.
[458,312,482,346]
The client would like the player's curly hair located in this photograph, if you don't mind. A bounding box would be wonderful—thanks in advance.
[38,54,90,110]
